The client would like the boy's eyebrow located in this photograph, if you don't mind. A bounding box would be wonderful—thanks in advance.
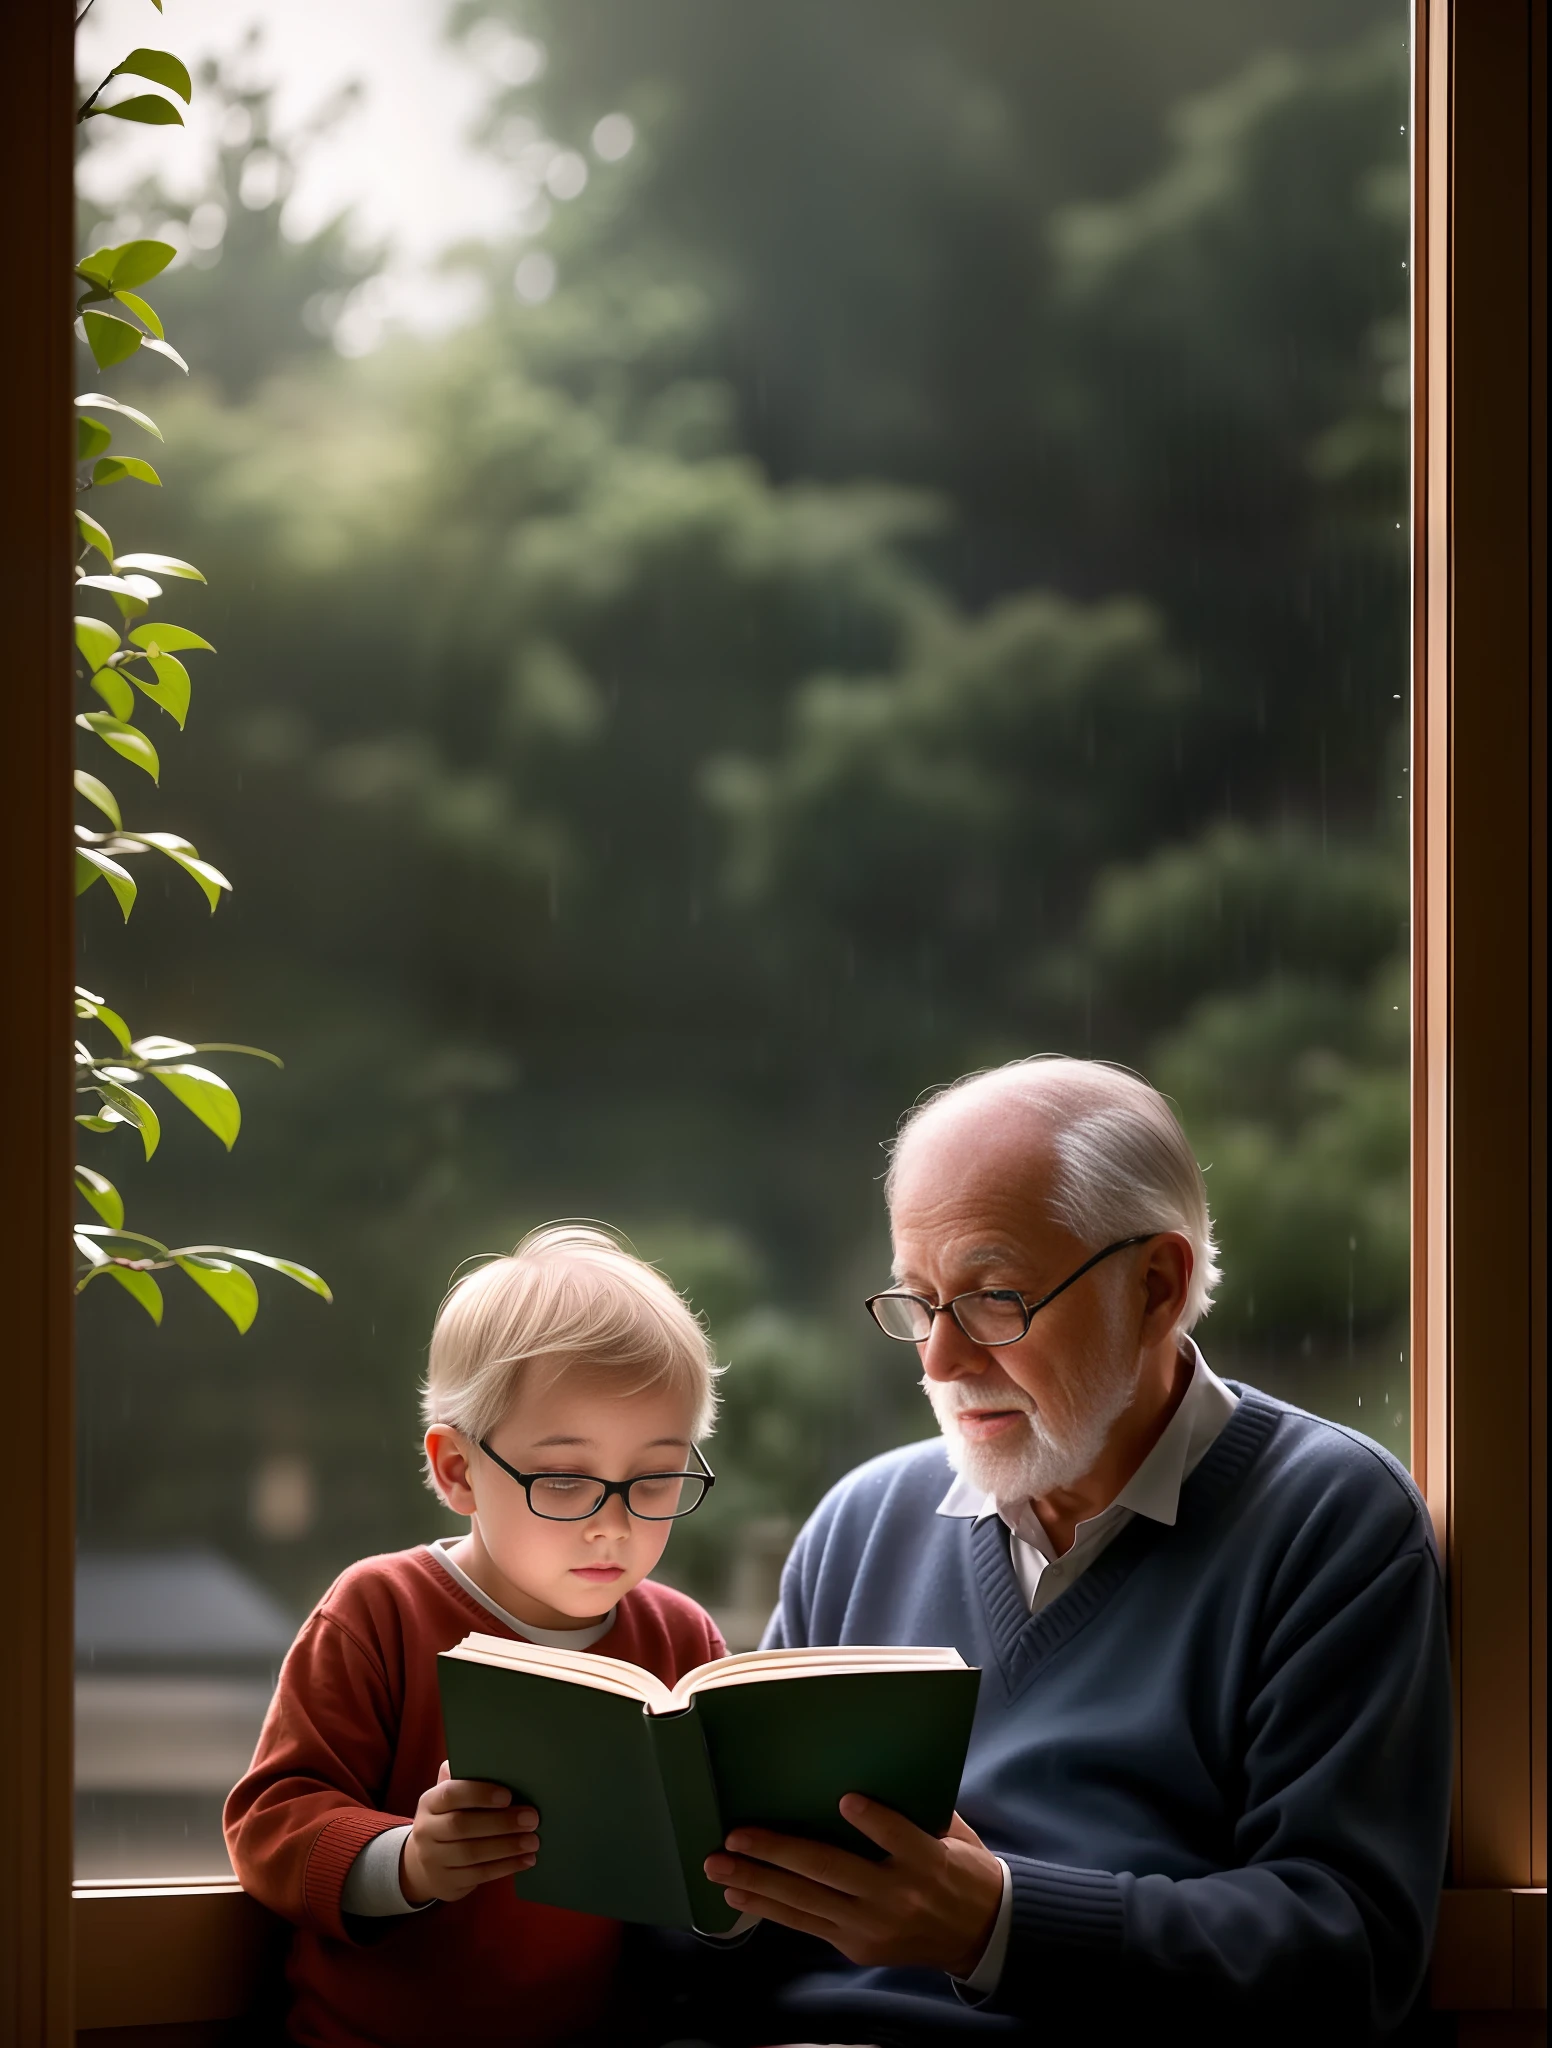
[526,1434,692,1451]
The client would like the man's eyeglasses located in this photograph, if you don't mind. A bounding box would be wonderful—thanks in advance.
[865,1234,1156,1348]
[476,1438,716,1522]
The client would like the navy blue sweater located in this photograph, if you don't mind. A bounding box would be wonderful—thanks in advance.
[764,1386,1451,2039]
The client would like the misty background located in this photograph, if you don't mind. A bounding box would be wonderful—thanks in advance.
[74,0,1410,1868]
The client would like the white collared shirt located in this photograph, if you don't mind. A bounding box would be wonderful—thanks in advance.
[943,1340,1239,1995]
[936,1338,1239,1613]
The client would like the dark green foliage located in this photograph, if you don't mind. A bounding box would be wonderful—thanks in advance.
[75,1,1414,1609]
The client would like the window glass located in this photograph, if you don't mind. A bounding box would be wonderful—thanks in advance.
[73,0,1411,1877]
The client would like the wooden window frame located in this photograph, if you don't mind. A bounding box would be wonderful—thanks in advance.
[1410,9,1548,2042]
[2,0,1543,2038]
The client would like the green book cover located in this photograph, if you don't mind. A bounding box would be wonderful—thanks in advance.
[438,1638,981,1934]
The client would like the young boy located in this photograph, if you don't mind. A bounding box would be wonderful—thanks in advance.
[225,1223,728,2047]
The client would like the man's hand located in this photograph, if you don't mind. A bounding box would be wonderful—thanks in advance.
[703,1797,1003,1977]
[400,1760,539,1905]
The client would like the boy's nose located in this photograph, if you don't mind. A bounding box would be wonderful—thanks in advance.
[587,1493,632,1536]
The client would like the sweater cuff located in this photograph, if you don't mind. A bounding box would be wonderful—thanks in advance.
[995,1855,1125,2010]
[303,1810,417,1943]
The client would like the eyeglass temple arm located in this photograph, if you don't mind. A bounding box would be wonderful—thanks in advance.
[1023,1233,1155,1313]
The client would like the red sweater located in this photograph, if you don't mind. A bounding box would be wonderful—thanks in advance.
[224,1546,726,2047]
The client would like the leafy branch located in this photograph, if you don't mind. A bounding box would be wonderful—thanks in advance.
[71,12,329,1335]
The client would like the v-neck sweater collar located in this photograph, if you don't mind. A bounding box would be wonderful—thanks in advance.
[970,1383,1282,1693]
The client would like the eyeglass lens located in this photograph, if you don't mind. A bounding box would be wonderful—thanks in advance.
[872,1289,1029,1345]
[526,1471,708,1521]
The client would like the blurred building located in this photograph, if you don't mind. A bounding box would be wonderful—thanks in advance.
[75,1551,295,1880]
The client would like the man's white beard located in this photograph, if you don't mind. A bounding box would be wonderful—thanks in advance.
[925,1313,1144,1503]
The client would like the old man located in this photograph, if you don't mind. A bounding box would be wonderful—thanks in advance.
[704,1056,1451,2045]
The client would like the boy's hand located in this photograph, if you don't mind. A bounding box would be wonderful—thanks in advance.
[400,1760,539,1905]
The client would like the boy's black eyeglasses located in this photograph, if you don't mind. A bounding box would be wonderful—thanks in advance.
[864,1234,1157,1348]
[476,1438,716,1522]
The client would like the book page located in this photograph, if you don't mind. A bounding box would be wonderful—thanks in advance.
[669,1643,965,1706]
[444,1632,675,1710]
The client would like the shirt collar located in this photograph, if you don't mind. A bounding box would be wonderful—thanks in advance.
[426,1536,617,1649]
[934,1338,1237,1532]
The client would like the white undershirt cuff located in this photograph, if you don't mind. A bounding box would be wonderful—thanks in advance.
[953,1856,1013,1998]
[340,1824,425,1918]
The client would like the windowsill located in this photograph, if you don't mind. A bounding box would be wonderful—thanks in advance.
[70,1881,1547,2029]
[74,1880,282,2032]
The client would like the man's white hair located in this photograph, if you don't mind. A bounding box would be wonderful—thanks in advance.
[888,1055,1221,1332]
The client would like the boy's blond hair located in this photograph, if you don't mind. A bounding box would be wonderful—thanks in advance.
[421,1223,719,1499]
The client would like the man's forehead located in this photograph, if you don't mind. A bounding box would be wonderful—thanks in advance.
[888,1102,1069,1276]
[892,1094,1056,1200]
[890,1235,1031,1284]
[889,1179,1066,1274]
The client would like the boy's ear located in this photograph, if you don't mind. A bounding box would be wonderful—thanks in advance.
[425,1426,478,1516]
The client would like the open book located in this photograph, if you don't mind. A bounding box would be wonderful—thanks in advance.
[438,1633,980,1933]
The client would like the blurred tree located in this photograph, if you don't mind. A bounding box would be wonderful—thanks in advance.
[75,2,1416,1606]
[79,51,381,400]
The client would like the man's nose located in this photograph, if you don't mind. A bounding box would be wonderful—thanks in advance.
[919,1309,989,1382]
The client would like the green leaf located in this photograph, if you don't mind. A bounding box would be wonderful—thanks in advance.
[78,416,112,461]
[82,309,143,368]
[112,51,192,105]
[75,1114,118,1134]
[90,668,135,718]
[74,613,120,668]
[187,1042,283,1066]
[103,240,177,289]
[75,989,132,1050]
[74,1166,125,1230]
[92,1078,160,1158]
[75,249,118,290]
[76,1224,172,1257]
[140,336,190,374]
[76,713,159,781]
[125,831,231,909]
[75,511,115,565]
[173,1255,259,1334]
[112,552,204,583]
[75,570,163,617]
[128,623,215,656]
[130,1034,282,1067]
[74,770,121,827]
[92,456,162,488]
[74,1229,110,1266]
[75,572,147,597]
[91,1264,164,1323]
[132,651,190,725]
[76,392,163,440]
[177,1247,334,1304]
[96,94,183,126]
[129,1035,195,1060]
[148,1063,240,1147]
[75,846,137,918]
[112,290,165,339]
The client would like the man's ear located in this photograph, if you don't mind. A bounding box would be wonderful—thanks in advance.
[424,1426,478,1516]
[1140,1234,1193,1343]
